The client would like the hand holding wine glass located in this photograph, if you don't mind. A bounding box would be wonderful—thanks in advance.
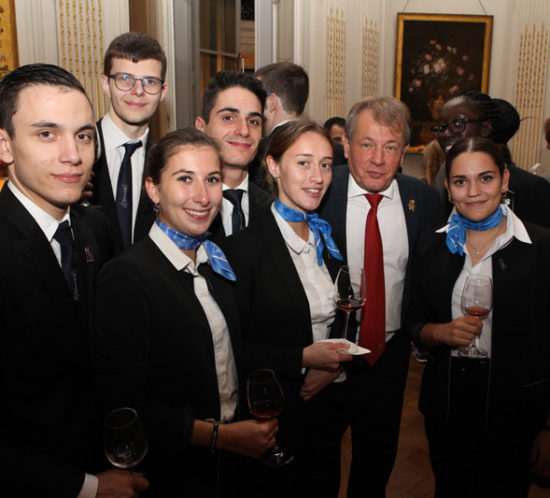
[334,265,367,340]
[460,275,492,358]
[104,407,148,472]
[247,369,294,467]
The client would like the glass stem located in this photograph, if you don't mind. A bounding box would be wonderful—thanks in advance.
[342,311,350,340]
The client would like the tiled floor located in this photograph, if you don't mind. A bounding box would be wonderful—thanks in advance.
[338,353,550,498]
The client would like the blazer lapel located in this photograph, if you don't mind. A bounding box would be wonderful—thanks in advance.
[396,173,420,262]
[320,165,349,261]
[260,212,313,341]
[248,182,272,225]
[92,121,124,251]
[134,139,155,242]
[0,189,77,310]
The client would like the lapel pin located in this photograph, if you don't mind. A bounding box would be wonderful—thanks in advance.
[84,246,95,263]
[408,200,416,212]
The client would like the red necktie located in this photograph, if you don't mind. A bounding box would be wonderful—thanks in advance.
[359,193,386,366]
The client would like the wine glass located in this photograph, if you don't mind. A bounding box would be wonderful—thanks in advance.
[247,369,294,467]
[460,275,492,358]
[334,265,367,340]
[104,407,148,472]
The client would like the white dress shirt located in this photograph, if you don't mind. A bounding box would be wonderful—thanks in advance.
[149,223,238,421]
[8,182,71,268]
[437,206,531,358]
[221,175,251,236]
[346,176,409,342]
[272,205,336,343]
[8,183,98,498]
[101,114,149,240]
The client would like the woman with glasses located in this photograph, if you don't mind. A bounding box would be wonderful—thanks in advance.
[407,136,550,497]
[430,92,550,228]
[223,120,352,498]
[94,128,277,497]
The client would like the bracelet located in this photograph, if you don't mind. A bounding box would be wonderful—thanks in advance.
[210,421,219,453]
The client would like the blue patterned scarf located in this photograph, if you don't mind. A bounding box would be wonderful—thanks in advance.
[156,219,236,281]
[274,198,343,265]
[446,205,505,256]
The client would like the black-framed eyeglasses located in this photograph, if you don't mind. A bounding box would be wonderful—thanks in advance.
[108,73,164,95]
[430,117,486,136]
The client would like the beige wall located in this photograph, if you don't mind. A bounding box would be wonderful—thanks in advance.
[280,0,550,176]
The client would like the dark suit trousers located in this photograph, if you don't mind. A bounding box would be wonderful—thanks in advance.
[342,331,411,498]
[425,358,532,498]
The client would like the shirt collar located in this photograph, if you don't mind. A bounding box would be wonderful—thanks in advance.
[8,181,71,242]
[271,119,293,134]
[271,203,315,255]
[223,174,249,193]
[149,222,209,272]
[101,114,149,153]
[347,173,396,200]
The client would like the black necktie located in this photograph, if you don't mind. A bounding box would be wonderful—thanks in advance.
[53,221,79,301]
[116,141,142,247]
[223,189,245,234]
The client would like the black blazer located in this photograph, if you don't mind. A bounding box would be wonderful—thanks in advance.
[0,187,111,497]
[209,181,273,243]
[90,119,156,254]
[222,208,343,404]
[407,222,550,443]
[94,235,244,496]
[506,163,550,229]
[319,167,441,325]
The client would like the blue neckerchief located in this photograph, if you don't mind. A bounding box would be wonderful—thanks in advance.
[156,219,236,281]
[274,198,343,265]
[446,205,505,256]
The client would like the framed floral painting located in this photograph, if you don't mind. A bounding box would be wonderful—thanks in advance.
[0,0,18,79]
[394,13,493,148]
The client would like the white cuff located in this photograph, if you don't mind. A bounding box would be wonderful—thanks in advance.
[77,473,99,498]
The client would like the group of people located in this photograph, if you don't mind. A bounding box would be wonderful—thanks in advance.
[0,30,549,498]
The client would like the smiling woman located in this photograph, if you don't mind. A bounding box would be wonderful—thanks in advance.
[94,127,279,497]
[223,120,353,497]
[406,136,550,497]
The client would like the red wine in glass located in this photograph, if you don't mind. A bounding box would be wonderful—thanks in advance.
[464,306,490,320]
[247,369,294,467]
[334,266,366,339]
[336,298,365,313]
[460,275,492,358]
[250,400,284,421]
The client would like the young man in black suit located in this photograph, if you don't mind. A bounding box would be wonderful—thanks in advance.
[0,63,148,497]
[195,71,272,240]
[320,96,440,497]
[90,32,168,254]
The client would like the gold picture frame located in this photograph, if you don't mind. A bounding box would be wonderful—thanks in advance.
[395,13,493,149]
[0,0,19,79]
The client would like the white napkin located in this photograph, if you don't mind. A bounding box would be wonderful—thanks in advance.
[317,338,370,355]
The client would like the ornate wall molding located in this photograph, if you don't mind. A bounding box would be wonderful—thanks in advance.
[326,2,346,119]
[510,21,549,170]
[361,17,379,97]
[56,0,106,118]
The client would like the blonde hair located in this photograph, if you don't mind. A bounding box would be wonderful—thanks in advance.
[422,140,445,186]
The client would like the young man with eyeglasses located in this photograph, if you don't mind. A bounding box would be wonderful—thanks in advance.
[90,32,168,254]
